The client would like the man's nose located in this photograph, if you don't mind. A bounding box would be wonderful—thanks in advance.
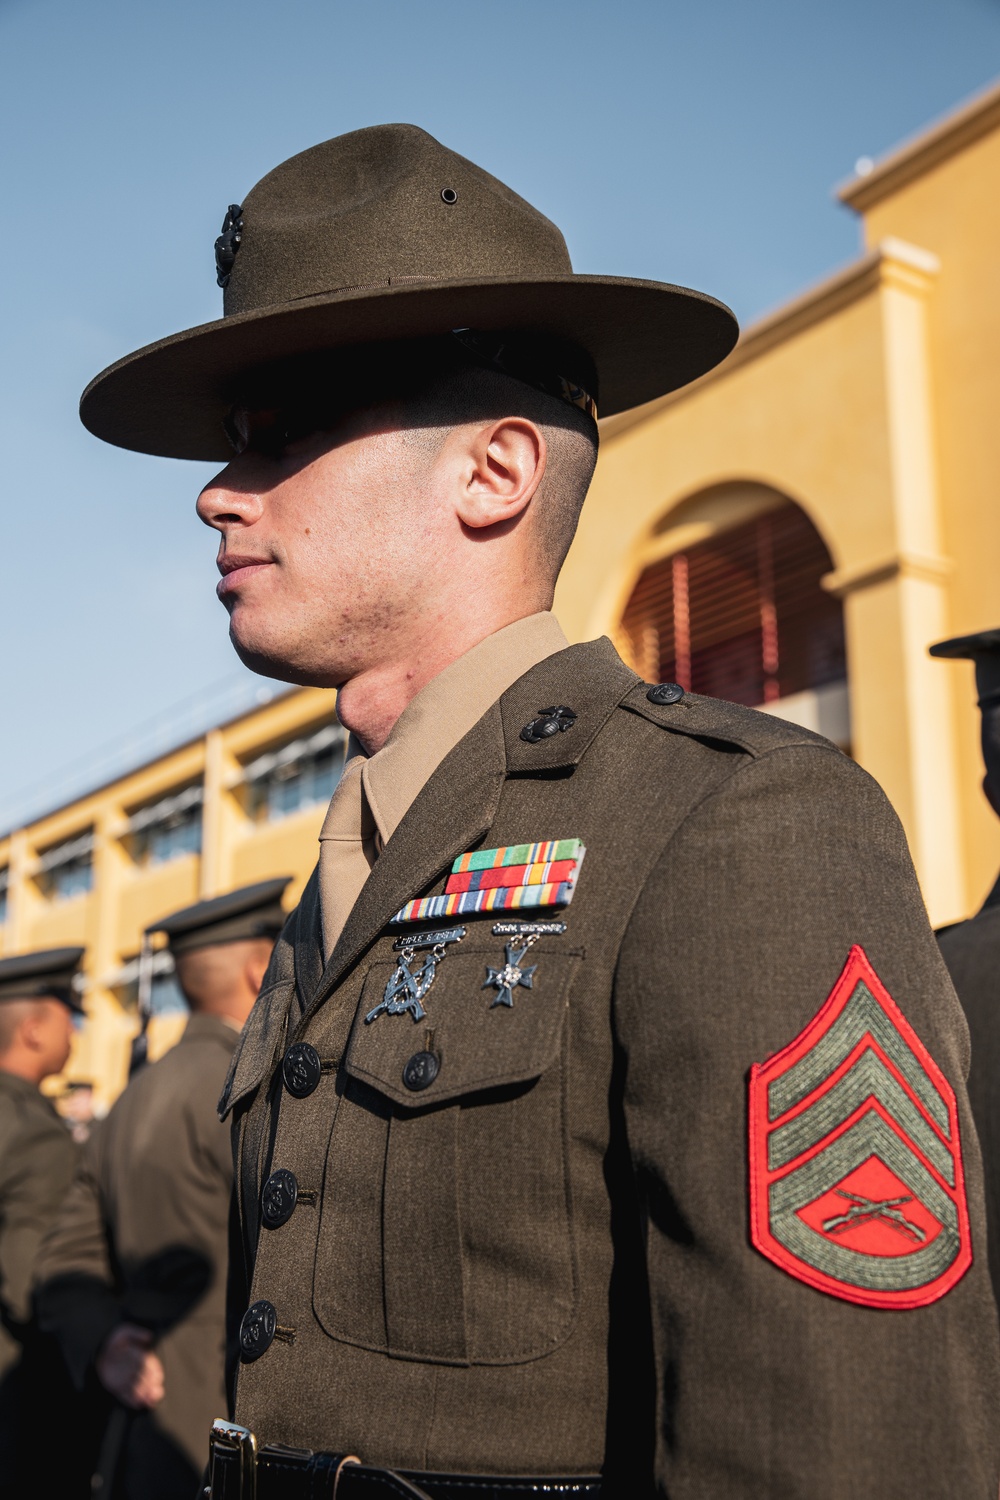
[196,465,263,531]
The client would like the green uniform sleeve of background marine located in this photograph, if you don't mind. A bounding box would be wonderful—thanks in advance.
[35,1124,123,1388]
[613,743,1000,1499]
[0,1096,77,1329]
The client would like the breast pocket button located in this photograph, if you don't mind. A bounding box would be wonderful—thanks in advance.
[402,1050,440,1092]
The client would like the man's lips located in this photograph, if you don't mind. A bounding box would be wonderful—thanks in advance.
[216,555,275,598]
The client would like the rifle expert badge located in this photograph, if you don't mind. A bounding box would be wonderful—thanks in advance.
[365,927,465,1024]
[483,921,565,1008]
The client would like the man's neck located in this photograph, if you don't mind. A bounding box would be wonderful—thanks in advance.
[335,607,551,755]
[0,1058,43,1087]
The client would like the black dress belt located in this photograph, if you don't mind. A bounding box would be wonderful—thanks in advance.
[208,1422,602,1500]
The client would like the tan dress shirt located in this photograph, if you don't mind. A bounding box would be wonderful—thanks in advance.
[318,611,568,957]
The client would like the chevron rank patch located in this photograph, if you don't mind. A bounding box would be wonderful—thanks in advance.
[392,839,585,924]
[749,945,972,1309]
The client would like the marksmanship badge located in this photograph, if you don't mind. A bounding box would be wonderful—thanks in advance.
[365,927,465,1025]
[482,920,566,1008]
[392,839,585,924]
[749,945,971,1309]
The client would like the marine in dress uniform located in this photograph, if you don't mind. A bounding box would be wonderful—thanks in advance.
[0,946,84,1488]
[78,127,1000,1498]
[37,880,289,1500]
[931,629,1000,1314]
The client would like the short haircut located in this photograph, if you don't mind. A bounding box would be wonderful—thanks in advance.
[237,335,600,580]
[173,937,275,1011]
[0,998,44,1054]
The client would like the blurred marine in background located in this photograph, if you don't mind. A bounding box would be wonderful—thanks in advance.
[37,879,289,1500]
[932,628,1000,1315]
[0,945,85,1490]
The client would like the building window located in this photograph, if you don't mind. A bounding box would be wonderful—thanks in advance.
[241,722,346,823]
[0,869,7,925]
[113,949,187,1017]
[37,832,94,900]
[126,785,203,866]
[619,502,847,710]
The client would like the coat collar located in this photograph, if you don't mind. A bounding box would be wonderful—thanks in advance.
[295,637,638,1028]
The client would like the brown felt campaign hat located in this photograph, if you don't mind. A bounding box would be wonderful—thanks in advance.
[80,124,739,460]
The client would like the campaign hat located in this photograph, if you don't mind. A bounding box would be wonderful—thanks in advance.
[0,946,86,1013]
[80,124,738,460]
[930,629,1000,704]
[147,877,291,956]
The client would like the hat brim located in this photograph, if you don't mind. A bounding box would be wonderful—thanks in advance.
[930,629,1000,660]
[80,274,738,460]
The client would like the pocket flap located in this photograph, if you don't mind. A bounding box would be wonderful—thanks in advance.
[343,946,580,1109]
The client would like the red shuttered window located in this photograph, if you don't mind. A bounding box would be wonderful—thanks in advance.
[619,503,846,707]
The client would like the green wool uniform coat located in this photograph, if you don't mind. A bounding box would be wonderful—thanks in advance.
[223,639,1000,1499]
[938,883,1000,1314]
[0,1069,80,1483]
[38,1013,237,1499]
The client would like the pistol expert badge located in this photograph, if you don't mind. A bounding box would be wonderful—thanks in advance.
[483,920,566,1009]
[365,927,466,1024]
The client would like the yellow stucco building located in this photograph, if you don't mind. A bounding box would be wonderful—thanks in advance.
[3,79,1000,1109]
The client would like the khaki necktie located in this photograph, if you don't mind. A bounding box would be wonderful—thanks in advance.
[318,755,379,959]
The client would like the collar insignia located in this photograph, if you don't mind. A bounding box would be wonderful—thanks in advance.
[392,839,586,924]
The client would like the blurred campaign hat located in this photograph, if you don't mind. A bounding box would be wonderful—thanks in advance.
[0,947,86,1012]
[930,629,1000,704]
[80,123,738,460]
[147,878,292,956]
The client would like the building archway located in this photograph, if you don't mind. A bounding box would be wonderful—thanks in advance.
[616,484,850,746]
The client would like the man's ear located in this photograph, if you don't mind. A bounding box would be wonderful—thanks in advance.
[244,944,273,998]
[454,417,546,531]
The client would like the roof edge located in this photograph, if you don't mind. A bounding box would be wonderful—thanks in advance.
[601,238,935,443]
[838,76,1000,213]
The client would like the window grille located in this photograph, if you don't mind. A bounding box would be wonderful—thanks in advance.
[36,832,95,900]
[240,721,346,823]
[619,504,846,708]
[126,785,203,866]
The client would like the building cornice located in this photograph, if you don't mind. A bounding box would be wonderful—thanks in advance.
[838,76,1000,213]
[600,239,938,443]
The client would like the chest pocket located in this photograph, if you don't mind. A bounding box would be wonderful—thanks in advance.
[312,943,581,1366]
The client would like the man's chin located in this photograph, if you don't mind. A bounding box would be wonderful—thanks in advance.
[229,627,346,689]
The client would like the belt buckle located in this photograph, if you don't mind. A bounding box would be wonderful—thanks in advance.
[210,1418,257,1500]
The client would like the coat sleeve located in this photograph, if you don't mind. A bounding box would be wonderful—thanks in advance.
[35,1125,123,1388]
[0,1111,77,1329]
[613,742,1000,1500]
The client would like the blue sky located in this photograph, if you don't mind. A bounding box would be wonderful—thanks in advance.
[2,0,1000,824]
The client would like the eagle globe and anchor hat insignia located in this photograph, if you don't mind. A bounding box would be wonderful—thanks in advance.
[749,946,972,1308]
